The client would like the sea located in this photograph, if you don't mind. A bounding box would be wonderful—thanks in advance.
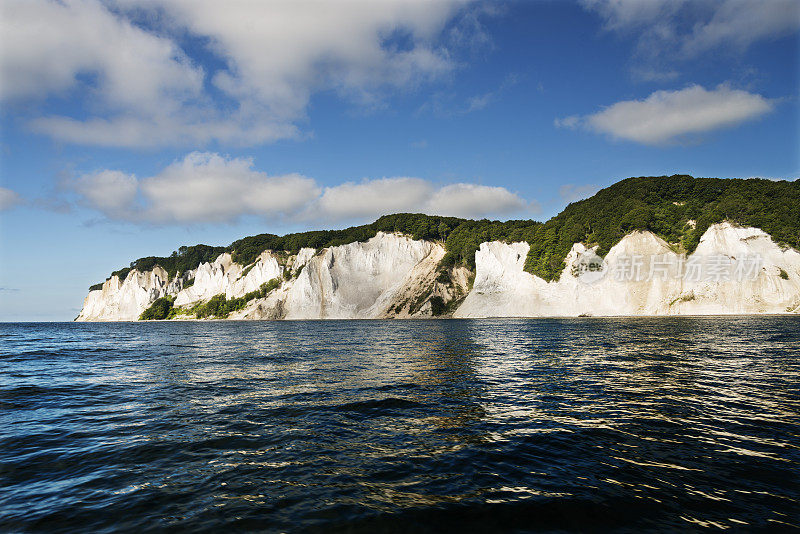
[1,318,799,533]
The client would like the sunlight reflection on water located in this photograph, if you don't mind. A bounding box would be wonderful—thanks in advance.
[1,317,799,532]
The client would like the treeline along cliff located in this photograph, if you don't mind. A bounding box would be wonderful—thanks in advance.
[77,175,800,320]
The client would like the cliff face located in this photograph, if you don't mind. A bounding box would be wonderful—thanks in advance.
[76,233,466,321]
[455,223,800,317]
[77,224,800,321]
[173,251,284,306]
[280,233,442,319]
[77,266,173,321]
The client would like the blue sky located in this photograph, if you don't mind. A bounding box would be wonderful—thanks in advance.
[1,0,798,321]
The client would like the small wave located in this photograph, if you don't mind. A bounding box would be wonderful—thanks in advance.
[334,398,426,414]
[768,332,799,342]
[1,319,797,533]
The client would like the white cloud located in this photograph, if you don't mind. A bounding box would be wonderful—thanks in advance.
[583,0,800,58]
[582,0,687,32]
[315,178,433,220]
[139,0,467,125]
[630,67,680,83]
[418,72,518,117]
[553,115,580,129]
[68,152,532,224]
[0,0,203,109]
[559,184,600,203]
[314,178,529,221]
[69,153,319,223]
[556,84,774,145]
[0,187,22,210]
[140,153,320,223]
[426,183,528,218]
[682,0,800,56]
[27,115,300,149]
[2,0,480,147]
[73,170,138,217]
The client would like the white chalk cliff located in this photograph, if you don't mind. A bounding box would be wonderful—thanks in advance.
[280,233,441,319]
[173,251,284,306]
[455,223,800,317]
[76,233,464,321]
[78,266,174,321]
[77,224,800,321]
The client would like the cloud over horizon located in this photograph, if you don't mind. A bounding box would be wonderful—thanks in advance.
[1,0,480,148]
[556,84,774,145]
[67,152,533,225]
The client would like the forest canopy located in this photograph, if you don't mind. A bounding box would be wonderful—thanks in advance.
[522,175,800,280]
[93,175,800,288]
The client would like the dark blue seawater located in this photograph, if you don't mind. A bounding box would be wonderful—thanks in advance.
[1,318,799,533]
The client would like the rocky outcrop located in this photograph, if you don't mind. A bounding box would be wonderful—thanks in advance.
[76,224,800,321]
[235,234,464,320]
[173,251,284,306]
[77,266,173,321]
[281,233,438,318]
[455,223,800,317]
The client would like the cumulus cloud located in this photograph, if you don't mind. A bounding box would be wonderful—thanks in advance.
[71,152,320,224]
[2,0,481,147]
[426,183,528,218]
[68,152,532,224]
[140,153,320,223]
[0,187,22,210]
[72,170,138,217]
[313,178,529,221]
[0,0,202,109]
[315,178,434,221]
[556,84,774,145]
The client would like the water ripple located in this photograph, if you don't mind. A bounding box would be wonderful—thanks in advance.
[0,317,799,532]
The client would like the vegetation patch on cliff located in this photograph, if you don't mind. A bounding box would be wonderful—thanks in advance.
[138,278,282,320]
[228,213,542,268]
[140,296,177,320]
[193,278,281,318]
[108,244,227,287]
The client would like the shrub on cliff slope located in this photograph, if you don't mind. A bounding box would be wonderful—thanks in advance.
[193,278,282,319]
[139,296,176,320]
